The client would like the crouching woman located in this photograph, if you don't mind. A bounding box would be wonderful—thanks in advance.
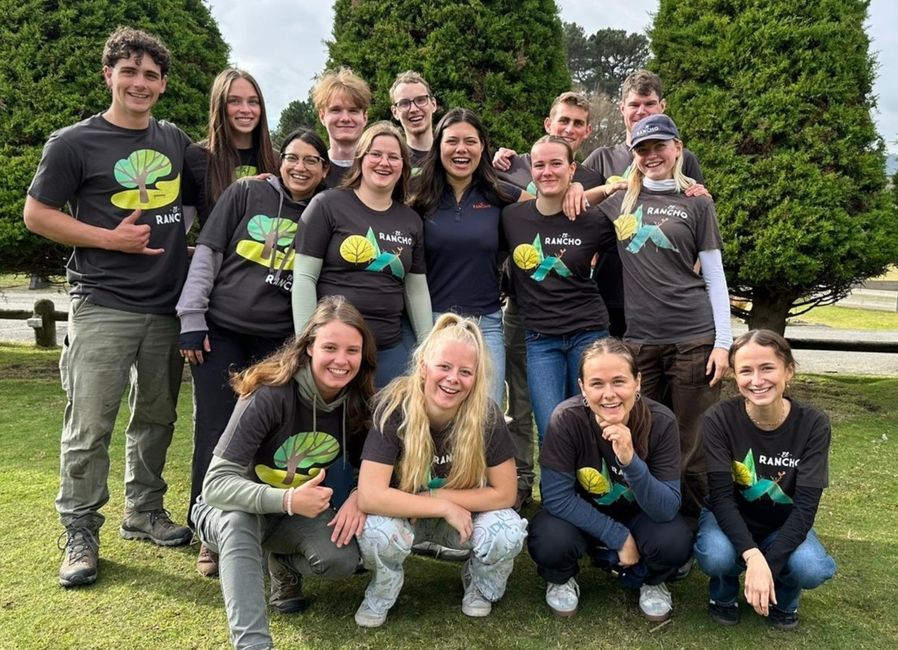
[193,296,377,649]
[354,313,527,627]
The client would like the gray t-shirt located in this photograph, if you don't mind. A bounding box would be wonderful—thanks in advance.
[581,143,706,186]
[597,189,722,343]
[28,114,192,313]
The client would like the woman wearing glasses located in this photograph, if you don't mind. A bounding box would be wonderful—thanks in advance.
[293,121,433,388]
[177,128,330,574]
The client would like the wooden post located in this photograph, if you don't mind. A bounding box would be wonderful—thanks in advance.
[32,299,57,348]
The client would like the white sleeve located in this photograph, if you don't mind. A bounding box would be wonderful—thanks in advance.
[698,249,732,349]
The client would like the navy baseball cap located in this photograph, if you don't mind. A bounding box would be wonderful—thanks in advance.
[629,114,680,149]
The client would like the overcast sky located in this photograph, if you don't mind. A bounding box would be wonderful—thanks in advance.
[211,0,898,152]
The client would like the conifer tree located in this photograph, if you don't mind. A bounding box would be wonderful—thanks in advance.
[651,0,898,332]
[0,0,229,277]
[325,0,570,152]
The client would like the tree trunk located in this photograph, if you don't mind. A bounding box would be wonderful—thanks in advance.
[747,291,793,335]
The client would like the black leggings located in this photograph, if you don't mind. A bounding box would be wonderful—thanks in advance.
[527,508,693,586]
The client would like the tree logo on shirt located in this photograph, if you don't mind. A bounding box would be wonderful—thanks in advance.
[577,461,634,506]
[111,149,180,210]
[253,431,340,488]
[235,164,258,179]
[512,235,571,281]
[614,205,678,255]
[732,449,793,505]
[339,228,405,279]
[236,215,297,271]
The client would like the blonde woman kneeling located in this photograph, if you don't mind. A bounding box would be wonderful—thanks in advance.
[354,314,528,627]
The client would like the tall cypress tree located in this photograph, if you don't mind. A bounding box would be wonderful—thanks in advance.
[651,0,898,333]
[326,0,570,151]
[0,0,229,277]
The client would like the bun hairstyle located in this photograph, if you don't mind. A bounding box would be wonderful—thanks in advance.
[374,313,495,492]
[579,337,651,460]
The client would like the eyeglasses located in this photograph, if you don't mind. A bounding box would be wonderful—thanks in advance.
[392,94,432,111]
[365,150,403,165]
[281,153,325,167]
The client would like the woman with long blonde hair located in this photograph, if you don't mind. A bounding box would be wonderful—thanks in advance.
[192,296,376,649]
[353,313,527,627]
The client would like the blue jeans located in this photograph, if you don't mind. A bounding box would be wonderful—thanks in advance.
[693,509,836,612]
[525,328,608,444]
[435,310,505,407]
[376,340,412,390]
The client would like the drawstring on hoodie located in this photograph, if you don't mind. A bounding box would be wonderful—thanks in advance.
[267,176,303,284]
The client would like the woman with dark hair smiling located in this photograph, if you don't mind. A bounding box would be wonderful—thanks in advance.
[184,68,280,228]
[177,128,330,574]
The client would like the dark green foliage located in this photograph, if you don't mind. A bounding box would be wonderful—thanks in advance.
[272,97,318,149]
[0,0,229,277]
[651,0,898,333]
[326,0,570,152]
[564,23,651,97]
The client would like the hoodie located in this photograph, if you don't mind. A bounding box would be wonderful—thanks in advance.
[178,176,311,338]
[202,364,364,513]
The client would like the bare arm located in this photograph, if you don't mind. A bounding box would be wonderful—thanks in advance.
[24,196,162,255]
[430,458,517,512]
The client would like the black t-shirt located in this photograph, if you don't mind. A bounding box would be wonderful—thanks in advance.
[28,114,192,314]
[215,382,364,507]
[597,189,722,343]
[197,178,308,337]
[501,201,615,334]
[183,144,260,228]
[361,404,514,489]
[703,397,830,541]
[297,188,426,347]
[541,396,681,522]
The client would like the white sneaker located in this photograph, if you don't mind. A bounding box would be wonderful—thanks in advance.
[639,582,672,622]
[546,578,579,617]
[461,561,492,617]
[354,600,387,628]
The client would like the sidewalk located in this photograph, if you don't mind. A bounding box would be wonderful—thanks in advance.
[2,280,896,376]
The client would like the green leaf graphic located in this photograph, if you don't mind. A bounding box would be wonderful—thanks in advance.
[273,432,340,484]
[365,227,382,256]
[113,149,172,204]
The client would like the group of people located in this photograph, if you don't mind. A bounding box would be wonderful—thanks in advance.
[24,26,836,650]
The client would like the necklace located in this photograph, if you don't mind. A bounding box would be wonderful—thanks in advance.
[746,399,786,429]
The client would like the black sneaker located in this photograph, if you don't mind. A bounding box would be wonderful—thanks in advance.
[268,554,307,614]
[58,527,99,588]
[768,606,799,631]
[120,509,192,547]
[708,600,740,626]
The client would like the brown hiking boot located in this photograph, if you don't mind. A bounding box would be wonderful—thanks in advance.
[196,543,219,577]
[268,554,307,614]
[120,509,192,547]
[58,527,99,588]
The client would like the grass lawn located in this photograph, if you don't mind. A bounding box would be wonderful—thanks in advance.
[0,343,896,649]
[791,305,898,331]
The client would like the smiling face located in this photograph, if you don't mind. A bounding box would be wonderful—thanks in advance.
[439,121,483,185]
[226,77,261,138]
[422,340,478,425]
[530,141,575,199]
[632,139,682,181]
[104,53,166,121]
[307,320,364,401]
[544,104,592,152]
[279,138,327,201]
[391,81,436,137]
[733,341,795,409]
[620,90,666,135]
[319,91,368,148]
[579,352,641,426]
[360,134,404,194]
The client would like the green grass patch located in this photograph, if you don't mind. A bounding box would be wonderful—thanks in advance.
[0,344,896,648]
[789,305,898,331]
